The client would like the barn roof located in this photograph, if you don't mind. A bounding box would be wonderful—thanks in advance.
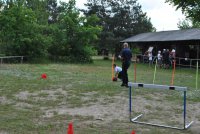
[121,28,200,43]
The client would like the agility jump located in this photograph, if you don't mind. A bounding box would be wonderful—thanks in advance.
[128,82,194,130]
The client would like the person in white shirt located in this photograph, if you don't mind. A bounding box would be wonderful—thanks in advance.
[148,51,153,66]
[113,64,122,80]
[157,50,162,68]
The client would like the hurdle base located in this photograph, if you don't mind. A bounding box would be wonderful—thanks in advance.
[131,114,193,130]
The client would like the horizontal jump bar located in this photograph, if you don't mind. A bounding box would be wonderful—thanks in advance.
[128,82,187,91]
[131,114,193,130]
[0,56,24,59]
[131,119,184,130]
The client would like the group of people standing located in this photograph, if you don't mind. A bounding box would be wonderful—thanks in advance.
[112,44,176,87]
[146,48,176,69]
[113,43,132,88]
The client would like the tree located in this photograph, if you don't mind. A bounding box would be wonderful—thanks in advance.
[25,0,49,25]
[48,0,101,63]
[0,0,101,63]
[177,18,200,29]
[82,0,155,54]
[165,0,200,22]
[0,1,52,60]
[47,0,59,24]
[177,19,191,29]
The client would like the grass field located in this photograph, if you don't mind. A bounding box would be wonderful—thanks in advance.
[0,59,200,134]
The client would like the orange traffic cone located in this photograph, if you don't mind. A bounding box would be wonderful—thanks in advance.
[131,130,136,134]
[67,122,74,134]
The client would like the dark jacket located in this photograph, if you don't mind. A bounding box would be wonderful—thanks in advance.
[121,48,132,62]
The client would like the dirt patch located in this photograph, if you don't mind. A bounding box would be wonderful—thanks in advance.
[43,95,129,123]
[15,88,68,101]
[41,91,200,132]
[14,87,69,110]
[0,96,13,105]
[15,91,37,100]
[13,89,200,133]
[15,102,33,108]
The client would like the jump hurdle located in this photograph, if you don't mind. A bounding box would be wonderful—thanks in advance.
[128,82,194,130]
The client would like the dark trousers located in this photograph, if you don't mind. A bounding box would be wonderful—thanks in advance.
[122,61,130,85]
[118,71,122,80]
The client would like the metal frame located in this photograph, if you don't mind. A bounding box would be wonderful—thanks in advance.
[128,82,193,130]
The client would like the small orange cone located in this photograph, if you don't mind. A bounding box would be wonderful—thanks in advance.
[131,130,136,134]
[67,122,74,134]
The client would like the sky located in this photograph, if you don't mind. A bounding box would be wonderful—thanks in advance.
[58,0,186,31]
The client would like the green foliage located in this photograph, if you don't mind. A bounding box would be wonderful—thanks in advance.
[131,47,141,54]
[0,0,101,63]
[0,3,51,60]
[25,0,49,24]
[67,46,96,63]
[166,0,200,23]
[0,0,157,63]
[47,0,59,24]
[83,0,155,54]
[177,19,191,29]
[48,0,101,63]
[177,18,200,29]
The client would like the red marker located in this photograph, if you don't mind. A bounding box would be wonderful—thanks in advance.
[41,73,47,79]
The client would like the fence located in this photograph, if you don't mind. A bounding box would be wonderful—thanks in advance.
[136,54,200,68]
[0,56,24,64]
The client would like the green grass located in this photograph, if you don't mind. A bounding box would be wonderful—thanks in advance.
[0,60,199,134]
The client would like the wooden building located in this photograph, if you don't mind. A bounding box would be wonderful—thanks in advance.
[121,28,200,60]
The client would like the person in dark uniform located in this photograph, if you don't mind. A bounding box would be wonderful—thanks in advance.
[163,49,170,69]
[119,42,132,87]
